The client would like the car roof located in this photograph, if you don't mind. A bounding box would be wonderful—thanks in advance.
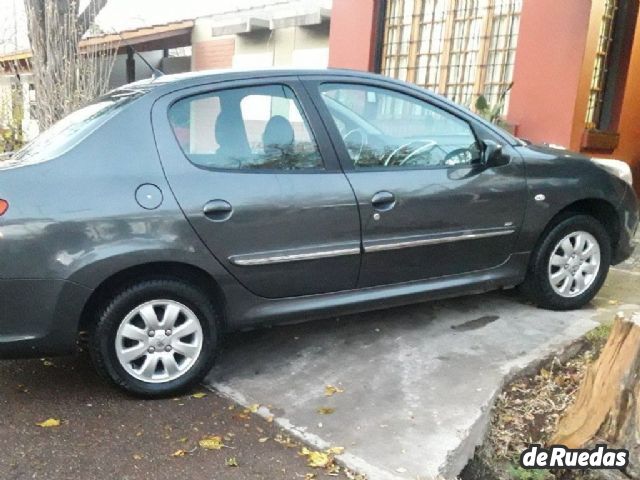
[147,67,384,87]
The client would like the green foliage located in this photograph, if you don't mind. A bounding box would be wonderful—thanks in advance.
[585,321,613,350]
[0,86,25,154]
[507,462,554,480]
[474,82,514,127]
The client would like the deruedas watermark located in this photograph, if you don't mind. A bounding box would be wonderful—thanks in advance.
[519,444,629,470]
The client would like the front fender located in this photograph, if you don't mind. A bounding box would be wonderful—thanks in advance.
[515,146,628,253]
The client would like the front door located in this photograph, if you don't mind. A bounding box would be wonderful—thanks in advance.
[153,79,361,298]
[307,79,527,287]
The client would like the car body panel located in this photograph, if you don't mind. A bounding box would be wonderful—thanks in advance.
[150,78,362,298]
[301,76,527,285]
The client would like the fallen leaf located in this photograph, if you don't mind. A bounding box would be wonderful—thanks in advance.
[308,451,332,468]
[258,437,269,443]
[317,407,335,415]
[247,403,260,413]
[304,474,316,480]
[36,418,60,428]
[132,454,142,460]
[191,392,207,399]
[171,449,187,457]
[324,385,344,397]
[199,435,224,450]
[274,434,297,447]
[225,457,239,467]
[326,446,345,455]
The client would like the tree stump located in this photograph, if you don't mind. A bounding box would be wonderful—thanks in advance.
[550,312,640,475]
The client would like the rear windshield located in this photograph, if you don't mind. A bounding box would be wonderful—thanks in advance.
[7,88,146,167]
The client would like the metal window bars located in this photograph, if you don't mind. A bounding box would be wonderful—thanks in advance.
[381,0,522,116]
[585,0,618,130]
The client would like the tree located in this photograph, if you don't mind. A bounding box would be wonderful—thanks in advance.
[24,0,116,129]
[551,312,640,478]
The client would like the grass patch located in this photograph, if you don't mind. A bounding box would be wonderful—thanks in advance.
[507,462,554,480]
[584,321,612,351]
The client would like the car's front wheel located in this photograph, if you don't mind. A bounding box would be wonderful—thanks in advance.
[90,279,218,397]
[520,214,611,310]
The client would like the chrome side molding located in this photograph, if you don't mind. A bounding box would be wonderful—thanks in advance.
[229,228,515,266]
[364,228,516,253]
[230,246,361,266]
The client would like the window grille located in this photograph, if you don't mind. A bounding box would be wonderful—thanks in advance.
[585,0,618,129]
[381,0,522,115]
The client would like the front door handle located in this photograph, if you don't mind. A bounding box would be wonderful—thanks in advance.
[371,191,396,212]
[203,199,233,222]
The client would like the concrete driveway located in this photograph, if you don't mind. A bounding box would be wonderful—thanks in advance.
[206,258,640,480]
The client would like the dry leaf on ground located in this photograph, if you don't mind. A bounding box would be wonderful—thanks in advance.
[36,418,60,428]
[324,385,344,397]
[317,407,335,415]
[191,392,207,399]
[199,435,224,450]
[300,447,333,468]
[225,457,239,467]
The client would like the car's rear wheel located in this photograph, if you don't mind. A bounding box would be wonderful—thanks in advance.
[520,214,611,310]
[90,279,218,397]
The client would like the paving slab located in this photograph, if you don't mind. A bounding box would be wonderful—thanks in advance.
[205,290,617,480]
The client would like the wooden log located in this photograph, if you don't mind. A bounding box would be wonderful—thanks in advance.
[551,312,640,449]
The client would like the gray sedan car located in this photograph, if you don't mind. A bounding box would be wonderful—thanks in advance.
[0,69,637,396]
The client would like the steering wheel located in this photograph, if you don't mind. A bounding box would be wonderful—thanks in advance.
[385,140,437,166]
[443,147,477,167]
[342,128,367,163]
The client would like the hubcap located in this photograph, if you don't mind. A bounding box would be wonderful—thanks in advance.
[115,300,204,383]
[548,231,601,298]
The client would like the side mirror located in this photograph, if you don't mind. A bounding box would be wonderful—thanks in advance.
[482,140,509,167]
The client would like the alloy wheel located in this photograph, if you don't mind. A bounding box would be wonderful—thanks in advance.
[115,299,204,383]
[547,231,601,298]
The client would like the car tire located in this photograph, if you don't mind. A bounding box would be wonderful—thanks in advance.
[89,279,219,398]
[519,214,611,311]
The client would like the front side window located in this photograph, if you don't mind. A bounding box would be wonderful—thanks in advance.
[168,84,323,171]
[319,83,480,169]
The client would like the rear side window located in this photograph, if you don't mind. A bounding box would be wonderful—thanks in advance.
[168,84,323,171]
[9,88,145,167]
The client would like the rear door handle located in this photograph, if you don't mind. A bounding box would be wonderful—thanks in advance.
[203,199,233,221]
[371,191,396,212]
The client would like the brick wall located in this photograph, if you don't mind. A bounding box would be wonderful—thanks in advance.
[192,38,235,71]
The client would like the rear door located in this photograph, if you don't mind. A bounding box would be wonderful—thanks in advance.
[152,78,361,298]
[305,77,527,287]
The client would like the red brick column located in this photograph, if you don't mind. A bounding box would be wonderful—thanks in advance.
[506,0,593,146]
[328,0,380,71]
[192,38,235,71]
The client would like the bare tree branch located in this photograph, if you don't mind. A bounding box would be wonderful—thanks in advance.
[77,0,109,37]
[25,0,116,129]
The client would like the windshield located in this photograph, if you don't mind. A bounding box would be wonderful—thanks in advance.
[6,88,146,168]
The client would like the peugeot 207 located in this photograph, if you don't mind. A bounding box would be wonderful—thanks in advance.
[0,69,637,397]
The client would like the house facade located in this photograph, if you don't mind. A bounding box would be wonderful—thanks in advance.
[0,0,331,143]
[328,0,640,194]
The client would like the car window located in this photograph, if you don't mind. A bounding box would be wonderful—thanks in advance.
[319,83,481,169]
[8,87,145,167]
[168,84,323,171]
